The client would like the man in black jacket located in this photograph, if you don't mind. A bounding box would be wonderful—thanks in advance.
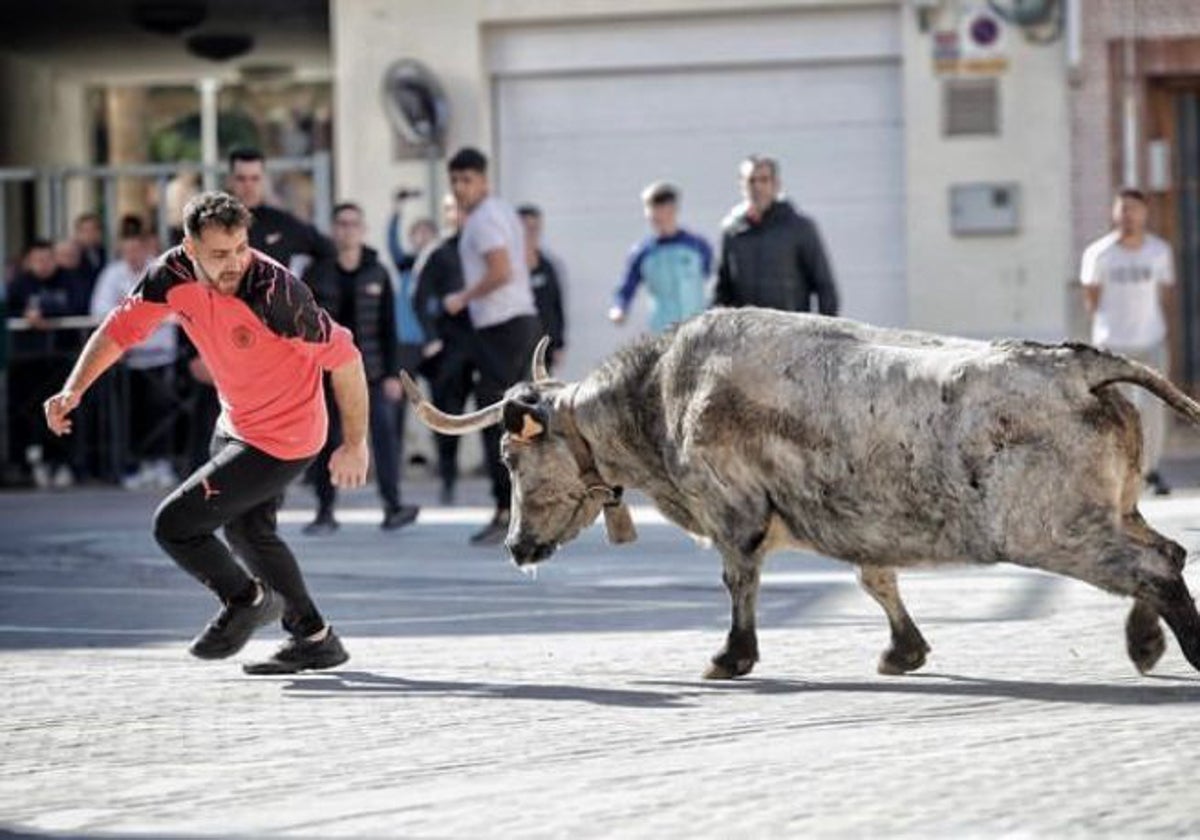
[302,202,418,533]
[714,155,839,315]
[517,204,566,372]
[413,194,475,505]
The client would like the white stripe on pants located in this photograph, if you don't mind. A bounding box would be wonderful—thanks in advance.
[1116,342,1169,474]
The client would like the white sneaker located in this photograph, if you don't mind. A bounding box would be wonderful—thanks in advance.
[150,460,178,489]
[121,464,152,491]
[31,463,52,490]
[51,465,74,490]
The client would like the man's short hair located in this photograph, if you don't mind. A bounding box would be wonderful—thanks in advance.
[1116,187,1147,205]
[740,154,780,180]
[183,191,253,239]
[24,238,53,257]
[74,212,101,228]
[119,215,145,239]
[641,181,679,206]
[333,201,363,218]
[447,147,488,174]
[516,204,542,219]
[228,147,265,170]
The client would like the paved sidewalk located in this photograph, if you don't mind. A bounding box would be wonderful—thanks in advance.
[2,482,1200,837]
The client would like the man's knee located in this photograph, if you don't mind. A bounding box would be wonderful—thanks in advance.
[153,494,200,548]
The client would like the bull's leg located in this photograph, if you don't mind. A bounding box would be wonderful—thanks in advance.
[704,554,762,680]
[1121,513,1185,674]
[857,566,931,676]
[1125,599,1166,675]
[1042,526,1200,673]
[1147,574,1200,673]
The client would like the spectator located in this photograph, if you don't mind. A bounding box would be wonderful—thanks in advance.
[715,155,838,315]
[414,194,475,505]
[610,181,712,334]
[302,202,418,533]
[444,147,541,545]
[1081,187,1175,496]
[8,240,91,488]
[227,147,334,272]
[386,198,440,376]
[165,169,200,246]
[516,204,567,370]
[91,220,179,490]
[52,238,93,312]
[72,212,106,288]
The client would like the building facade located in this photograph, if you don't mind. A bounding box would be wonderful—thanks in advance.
[332,0,1076,378]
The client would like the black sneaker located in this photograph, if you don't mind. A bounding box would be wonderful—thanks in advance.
[469,510,510,546]
[381,504,420,531]
[1146,471,1172,496]
[302,513,339,536]
[242,627,350,675]
[189,585,282,660]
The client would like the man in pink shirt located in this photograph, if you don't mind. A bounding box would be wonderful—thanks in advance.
[43,192,369,675]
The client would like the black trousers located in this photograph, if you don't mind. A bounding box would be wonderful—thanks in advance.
[311,377,403,516]
[153,433,324,638]
[470,315,541,509]
[425,342,475,490]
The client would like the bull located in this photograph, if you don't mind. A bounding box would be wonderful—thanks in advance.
[401,308,1200,679]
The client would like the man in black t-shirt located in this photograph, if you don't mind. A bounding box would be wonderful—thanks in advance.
[227,147,334,270]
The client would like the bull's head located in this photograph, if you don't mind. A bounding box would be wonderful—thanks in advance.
[401,337,636,566]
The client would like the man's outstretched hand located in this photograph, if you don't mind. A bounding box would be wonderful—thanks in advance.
[43,390,81,437]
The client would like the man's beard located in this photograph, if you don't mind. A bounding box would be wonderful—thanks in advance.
[195,258,243,295]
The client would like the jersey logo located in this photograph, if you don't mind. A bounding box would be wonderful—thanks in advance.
[265,232,283,245]
[232,325,255,349]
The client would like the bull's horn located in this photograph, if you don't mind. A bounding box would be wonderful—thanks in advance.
[531,336,551,382]
[399,370,503,435]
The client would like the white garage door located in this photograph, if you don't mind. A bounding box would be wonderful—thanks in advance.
[492,15,904,379]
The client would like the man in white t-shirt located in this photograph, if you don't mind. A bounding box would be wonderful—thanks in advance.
[443,147,542,544]
[1081,187,1175,495]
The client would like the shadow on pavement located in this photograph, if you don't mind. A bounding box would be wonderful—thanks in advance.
[278,669,696,708]
[637,671,1200,706]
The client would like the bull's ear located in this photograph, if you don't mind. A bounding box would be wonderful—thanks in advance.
[502,398,548,442]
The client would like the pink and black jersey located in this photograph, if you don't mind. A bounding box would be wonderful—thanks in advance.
[102,246,360,461]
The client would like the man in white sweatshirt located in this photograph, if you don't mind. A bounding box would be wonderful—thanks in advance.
[90,220,179,489]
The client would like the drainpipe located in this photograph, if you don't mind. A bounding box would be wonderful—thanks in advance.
[1122,37,1139,187]
[1065,0,1082,75]
[199,77,221,191]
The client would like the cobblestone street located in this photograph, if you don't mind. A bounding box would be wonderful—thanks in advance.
[3,482,1200,837]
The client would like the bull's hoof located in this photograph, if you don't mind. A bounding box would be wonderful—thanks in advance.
[703,656,756,680]
[1127,628,1167,675]
[877,645,928,676]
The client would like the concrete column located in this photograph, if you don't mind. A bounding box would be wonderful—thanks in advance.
[105,86,150,225]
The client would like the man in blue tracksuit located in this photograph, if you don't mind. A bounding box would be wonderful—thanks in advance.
[609,181,712,334]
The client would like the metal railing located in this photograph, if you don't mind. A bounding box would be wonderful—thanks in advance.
[4,315,199,484]
[0,151,332,277]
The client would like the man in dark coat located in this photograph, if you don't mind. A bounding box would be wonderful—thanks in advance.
[302,202,418,533]
[714,154,839,315]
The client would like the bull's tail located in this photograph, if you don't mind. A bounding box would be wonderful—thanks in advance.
[1084,345,1200,425]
